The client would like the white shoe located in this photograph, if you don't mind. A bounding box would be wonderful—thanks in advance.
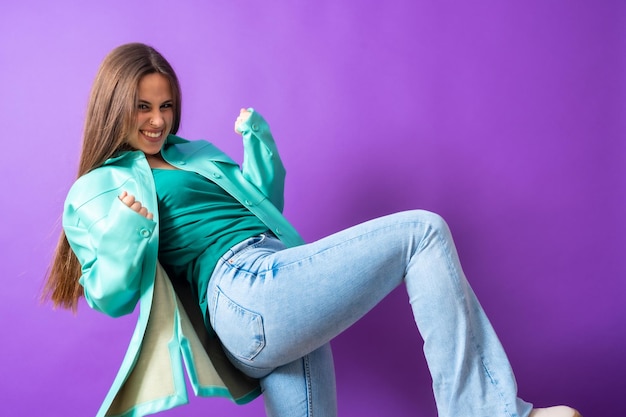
[529,406,583,417]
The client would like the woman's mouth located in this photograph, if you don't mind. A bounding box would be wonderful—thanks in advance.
[141,130,163,141]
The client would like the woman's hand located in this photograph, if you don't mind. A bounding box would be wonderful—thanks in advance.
[119,191,154,220]
[234,108,252,135]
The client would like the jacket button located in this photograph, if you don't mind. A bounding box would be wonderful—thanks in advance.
[140,229,151,238]
[274,227,282,235]
[251,123,259,131]
[244,199,252,205]
[212,172,222,179]
[178,161,186,165]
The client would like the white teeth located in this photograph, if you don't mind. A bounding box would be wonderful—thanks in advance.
[142,130,162,138]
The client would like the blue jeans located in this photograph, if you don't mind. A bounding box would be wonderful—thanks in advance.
[207,210,533,417]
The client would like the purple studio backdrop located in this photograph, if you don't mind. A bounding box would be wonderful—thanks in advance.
[1,1,624,416]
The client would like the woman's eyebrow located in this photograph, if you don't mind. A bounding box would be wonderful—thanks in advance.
[137,98,172,104]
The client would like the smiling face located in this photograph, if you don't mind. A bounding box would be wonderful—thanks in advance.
[126,73,174,155]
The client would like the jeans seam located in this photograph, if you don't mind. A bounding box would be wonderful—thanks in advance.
[435,226,514,416]
[268,219,433,275]
[304,355,313,416]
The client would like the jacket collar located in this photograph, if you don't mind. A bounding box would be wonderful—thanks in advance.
[102,135,236,166]
[164,134,190,145]
[102,150,145,166]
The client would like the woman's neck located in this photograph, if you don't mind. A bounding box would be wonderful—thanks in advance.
[146,152,177,169]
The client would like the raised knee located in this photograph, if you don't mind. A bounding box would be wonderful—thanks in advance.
[405,209,450,234]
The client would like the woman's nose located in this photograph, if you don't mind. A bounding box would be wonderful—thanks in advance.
[149,113,164,127]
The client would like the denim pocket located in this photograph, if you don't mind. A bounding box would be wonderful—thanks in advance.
[223,234,268,268]
[211,288,265,361]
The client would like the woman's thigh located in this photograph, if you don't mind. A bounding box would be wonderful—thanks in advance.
[208,209,444,371]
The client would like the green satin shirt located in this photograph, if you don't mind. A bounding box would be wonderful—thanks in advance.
[153,167,268,317]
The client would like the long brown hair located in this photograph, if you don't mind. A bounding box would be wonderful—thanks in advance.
[43,43,182,311]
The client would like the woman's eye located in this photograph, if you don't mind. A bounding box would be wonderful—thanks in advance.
[138,104,149,110]
[161,103,173,109]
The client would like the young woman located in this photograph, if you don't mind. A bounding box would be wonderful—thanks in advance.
[44,43,582,417]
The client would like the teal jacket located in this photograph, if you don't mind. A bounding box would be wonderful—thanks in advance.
[63,110,304,416]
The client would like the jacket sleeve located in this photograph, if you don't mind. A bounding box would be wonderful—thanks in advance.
[64,189,156,317]
[238,109,287,212]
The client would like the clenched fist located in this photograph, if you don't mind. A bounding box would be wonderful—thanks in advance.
[119,191,154,220]
[234,108,252,135]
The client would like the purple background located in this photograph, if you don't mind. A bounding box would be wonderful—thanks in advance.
[1,1,624,416]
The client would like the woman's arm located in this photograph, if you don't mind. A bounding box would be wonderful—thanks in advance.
[64,186,156,317]
[235,108,287,212]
